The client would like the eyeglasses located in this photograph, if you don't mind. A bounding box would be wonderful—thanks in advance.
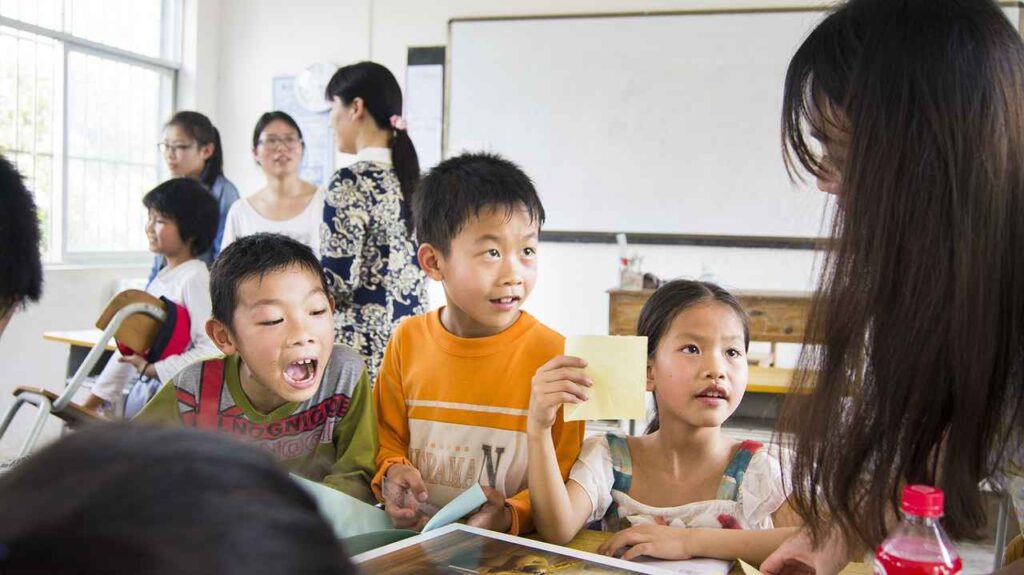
[258,136,303,150]
[157,142,198,155]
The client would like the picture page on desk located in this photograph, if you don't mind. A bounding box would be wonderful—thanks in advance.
[292,475,487,540]
[352,524,731,575]
[563,335,648,422]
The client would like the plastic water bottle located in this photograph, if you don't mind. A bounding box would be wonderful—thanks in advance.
[874,485,962,575]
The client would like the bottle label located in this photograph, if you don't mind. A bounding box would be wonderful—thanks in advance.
[874,549,962,575]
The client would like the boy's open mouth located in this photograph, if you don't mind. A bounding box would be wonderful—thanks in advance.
[283,358,318,389]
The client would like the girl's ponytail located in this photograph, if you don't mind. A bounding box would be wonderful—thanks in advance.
[390,127,420,221]
[201,125,225,189]
[325,62,420,224]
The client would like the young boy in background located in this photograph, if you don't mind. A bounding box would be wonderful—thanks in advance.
[375,153,584,534]
[85,178,221,417]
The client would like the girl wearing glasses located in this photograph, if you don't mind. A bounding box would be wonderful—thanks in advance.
[158,111,239,266]
[220,111,324,254]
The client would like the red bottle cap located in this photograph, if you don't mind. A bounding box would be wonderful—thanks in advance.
[901,485,944,518]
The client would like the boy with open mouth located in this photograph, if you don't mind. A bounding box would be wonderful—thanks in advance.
[137,233,377,503]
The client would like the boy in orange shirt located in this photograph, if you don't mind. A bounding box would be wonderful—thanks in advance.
[374,153,584,535]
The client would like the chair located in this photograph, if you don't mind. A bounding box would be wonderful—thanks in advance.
[0,290,167,458]
[1006,534,1023,567]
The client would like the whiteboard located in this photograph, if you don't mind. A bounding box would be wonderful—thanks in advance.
[447,10,835,239]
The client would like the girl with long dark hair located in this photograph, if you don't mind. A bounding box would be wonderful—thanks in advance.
[156,111,239,270]
[321,62,427,381]
[763,0,1024,572]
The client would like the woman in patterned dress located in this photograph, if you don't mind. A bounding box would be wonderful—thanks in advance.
[321,62,427,381]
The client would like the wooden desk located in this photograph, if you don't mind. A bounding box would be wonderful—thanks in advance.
[43,329,115,379]
[562,530,870,575]
[609,289,813,394]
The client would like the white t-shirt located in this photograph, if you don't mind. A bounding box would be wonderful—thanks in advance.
[220,188,325,256]
[91,259,220,402]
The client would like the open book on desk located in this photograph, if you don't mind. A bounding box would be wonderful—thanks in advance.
[292,475,488,555]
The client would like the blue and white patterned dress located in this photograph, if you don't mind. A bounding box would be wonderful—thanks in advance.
[320,147,427,382]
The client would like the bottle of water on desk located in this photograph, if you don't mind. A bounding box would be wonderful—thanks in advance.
[874,485,962,575]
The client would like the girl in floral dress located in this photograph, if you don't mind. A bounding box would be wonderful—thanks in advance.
[320,62,427,381]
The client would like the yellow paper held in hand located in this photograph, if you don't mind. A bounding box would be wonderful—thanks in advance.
[738,559,767,575]
[563,335,648,422]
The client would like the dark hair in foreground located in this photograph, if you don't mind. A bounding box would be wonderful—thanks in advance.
[325,61,419,217]
[414,152,545,254]
[143,178,219,257]
[210,233,330,328]
[0,154,43,319]
[166,110,225,189]
[637,280,748,434]
[778,0,1024,547]
[0,424,354,575]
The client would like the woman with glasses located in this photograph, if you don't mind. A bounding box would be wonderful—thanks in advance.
[221,111,324,254]
[155,111,239,273]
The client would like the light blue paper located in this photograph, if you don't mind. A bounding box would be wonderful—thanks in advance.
[292,475,392,539]
[423,483,487,532]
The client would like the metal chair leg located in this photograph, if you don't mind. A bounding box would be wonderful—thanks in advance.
[16,394,53,459]
[995,493,1010,570]
[0,396,26,441]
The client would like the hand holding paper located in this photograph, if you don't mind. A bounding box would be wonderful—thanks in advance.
[383,474,489,533]
[527,354,592,433]
[562,335,648,422]
[382,464,431,530]
[739,559,767,575]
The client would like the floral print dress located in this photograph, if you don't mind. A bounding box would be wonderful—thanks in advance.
[321,147,427,382]
[569,433,790,532]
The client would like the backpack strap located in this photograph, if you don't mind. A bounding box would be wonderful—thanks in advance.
[194,358,225,430]
[716,440,764,501]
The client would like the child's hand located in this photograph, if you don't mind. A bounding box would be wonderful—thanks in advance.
[118,354,157,379]
[382,464,429,530]
[528,355,591,434]
[465,486,512,533]
[762,528,848,575]
[597,524,702,561]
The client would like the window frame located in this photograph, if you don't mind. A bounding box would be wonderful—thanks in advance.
[0,6,181,266]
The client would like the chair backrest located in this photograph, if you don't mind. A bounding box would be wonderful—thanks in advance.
[95,289,166,354]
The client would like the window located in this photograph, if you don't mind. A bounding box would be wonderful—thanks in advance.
[0,0,180,263]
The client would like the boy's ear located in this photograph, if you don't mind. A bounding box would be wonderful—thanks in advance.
[205,318,237,357]
[327,293,336,314]
[417,243,445,281]
[645,357,656,393]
